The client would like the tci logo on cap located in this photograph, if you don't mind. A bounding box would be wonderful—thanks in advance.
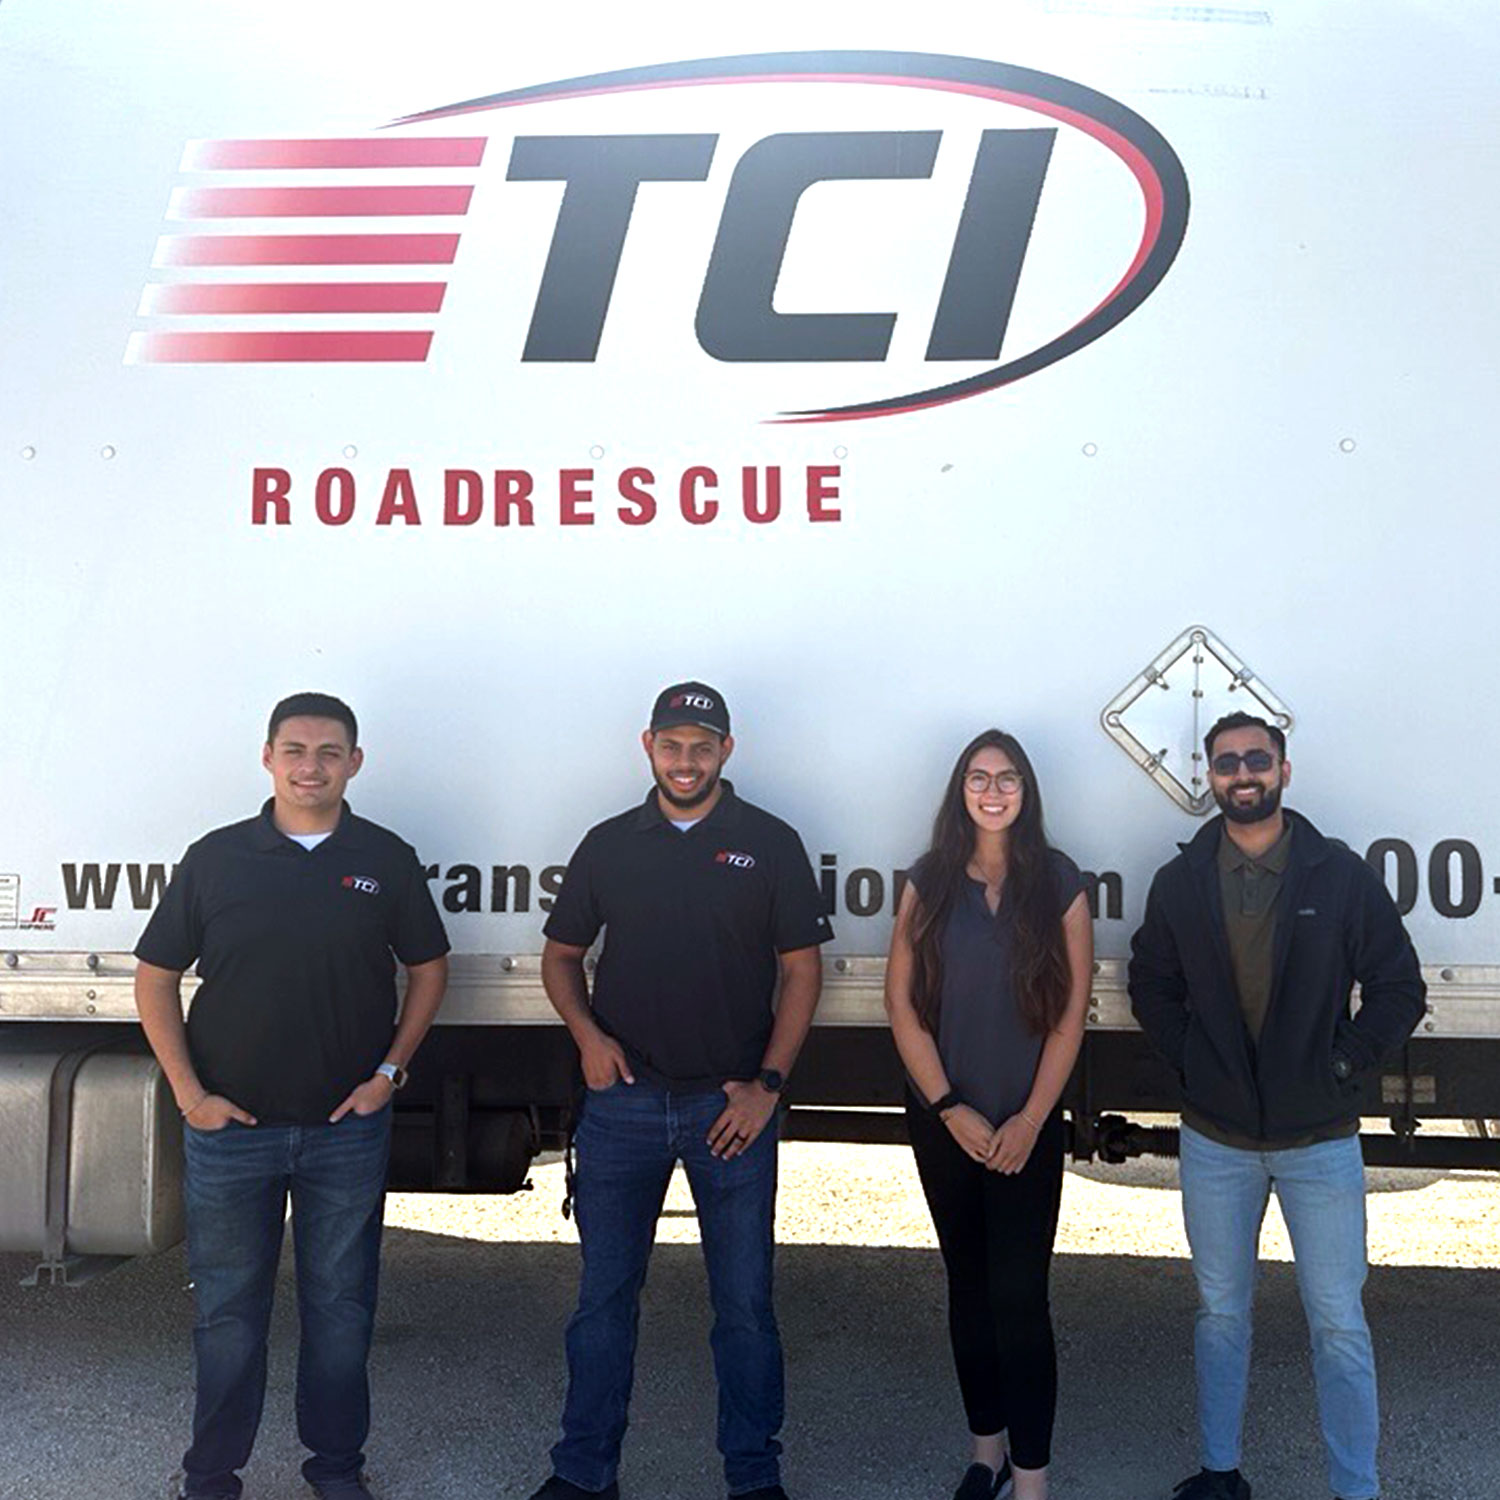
[673,692,715,710]
[716,850,756,869]
[342,875,380,894]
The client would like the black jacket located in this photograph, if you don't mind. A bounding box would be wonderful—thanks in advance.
[1128,809,1425,1142]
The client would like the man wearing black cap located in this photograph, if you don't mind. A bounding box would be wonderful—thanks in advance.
[530,682,832,1500]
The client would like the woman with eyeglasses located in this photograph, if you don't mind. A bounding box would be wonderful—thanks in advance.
[885,729,1093,1500]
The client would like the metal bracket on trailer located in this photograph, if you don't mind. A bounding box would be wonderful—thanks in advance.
[20,1039,129,1287]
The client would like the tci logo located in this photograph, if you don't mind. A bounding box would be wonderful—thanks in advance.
[716,851,756,870]
[673,693,715,710]
[342,875,380,895]
[129,51,1188,421]
[20,906,57,931]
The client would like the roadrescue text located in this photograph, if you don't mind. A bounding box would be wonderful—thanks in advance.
[250,464,844,528]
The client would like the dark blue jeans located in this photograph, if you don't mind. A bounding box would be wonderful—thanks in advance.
[180,1105,392,1499]
[552,1082,783,1494]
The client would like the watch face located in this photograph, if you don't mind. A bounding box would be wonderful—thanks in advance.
[759,1068,784,1093]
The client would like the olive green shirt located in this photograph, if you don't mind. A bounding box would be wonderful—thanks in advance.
[1218,820,1292,1045]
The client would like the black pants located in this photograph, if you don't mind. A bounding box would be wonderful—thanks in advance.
[906,1095,1065,1470]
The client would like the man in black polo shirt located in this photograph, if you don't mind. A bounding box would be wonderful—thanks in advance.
[530,681,831,1500]
[134,692,450,1500]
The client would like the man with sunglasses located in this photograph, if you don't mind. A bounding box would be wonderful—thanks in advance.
[1129,711,1424,1500]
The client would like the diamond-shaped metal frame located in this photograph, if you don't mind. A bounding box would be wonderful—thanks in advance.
[1100,625,1294,815]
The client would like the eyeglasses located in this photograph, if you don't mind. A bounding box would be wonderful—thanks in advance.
[1210,749,1277,776]
[965,770,1024,795]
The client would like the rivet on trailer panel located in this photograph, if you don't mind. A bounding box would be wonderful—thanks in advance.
[20,446,36,460]
[100,445,116,459]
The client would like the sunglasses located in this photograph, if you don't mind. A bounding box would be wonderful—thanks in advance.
[1210,749,1277,776]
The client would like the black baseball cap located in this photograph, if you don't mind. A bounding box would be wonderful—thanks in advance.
[650,681,730,737]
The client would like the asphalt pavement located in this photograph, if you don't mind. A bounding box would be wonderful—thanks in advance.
[2,1146,1497,1500]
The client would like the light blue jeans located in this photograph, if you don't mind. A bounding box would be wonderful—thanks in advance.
[1179,1124,1378,1500]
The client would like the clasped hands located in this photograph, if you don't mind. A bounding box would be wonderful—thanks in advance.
[942,1102,1040,1174]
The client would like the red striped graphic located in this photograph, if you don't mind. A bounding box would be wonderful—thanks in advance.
[171,185,474,218]
[138,282,448,314]
[182,138,487,169]
[127,331,435,363]
[135,135,484,364]
[155,234,461,265]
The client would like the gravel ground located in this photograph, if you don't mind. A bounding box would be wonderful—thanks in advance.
[2,1142,1498,1500]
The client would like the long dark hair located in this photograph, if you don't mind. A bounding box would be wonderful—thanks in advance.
[909,728,1071,1037]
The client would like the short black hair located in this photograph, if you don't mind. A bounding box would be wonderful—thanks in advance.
[267,692,358,749]
[1204,710,1285,761]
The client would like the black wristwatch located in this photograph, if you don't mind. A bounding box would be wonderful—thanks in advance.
[758,1068,785,1094]
[929,1089,962,1116]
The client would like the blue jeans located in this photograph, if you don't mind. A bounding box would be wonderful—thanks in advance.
[1179,1124,1379,1500]
[180,1105,392,1499]
[552,1082,783,1494]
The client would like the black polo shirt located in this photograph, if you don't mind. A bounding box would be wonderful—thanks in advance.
[543,781,832,1089]
[135,799,450,1125]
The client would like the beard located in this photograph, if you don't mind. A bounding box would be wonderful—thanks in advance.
[655,764,721,812]
[1214,779,1283,825]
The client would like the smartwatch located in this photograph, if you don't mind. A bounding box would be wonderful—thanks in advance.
[758,1068,785,1094]
[376,1061,409,1090]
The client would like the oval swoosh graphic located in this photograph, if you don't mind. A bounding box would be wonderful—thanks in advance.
[393,51,1191,423]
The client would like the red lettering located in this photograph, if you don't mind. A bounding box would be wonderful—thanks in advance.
[375,468,421,526]
[680,466,719,525]
[444,469,483,525]
[742,466,781,524]
[314,468,356,526]
[560,468,595,526]
[807,465,842,523]
[251,467,292,525]
[618,467,657,526]
[494,470,535,526]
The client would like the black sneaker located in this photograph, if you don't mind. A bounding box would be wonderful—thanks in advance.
[527,1479,620,1500]
[310,1476,377,1500]
[954,1459,1014,1500]
[1170,1471,1250,1500]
